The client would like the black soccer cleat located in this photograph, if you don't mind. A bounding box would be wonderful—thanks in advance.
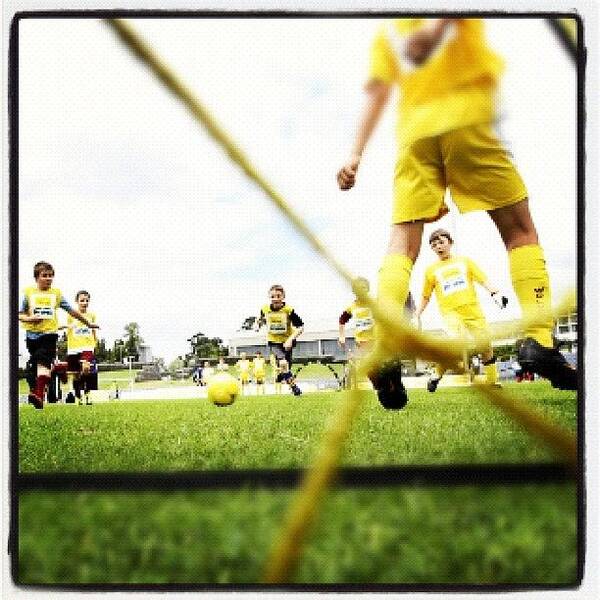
[291,384,302,396]
[427,377,441,393]
[65,392,76,404]
[518,337,577,391]
[369,359,409,410]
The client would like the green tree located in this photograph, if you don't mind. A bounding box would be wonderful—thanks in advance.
[240,316,257,331]
[94,338,114,363]
[188,332,227,359]
[123,323,143,361]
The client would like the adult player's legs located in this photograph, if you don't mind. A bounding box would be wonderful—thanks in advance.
[488,200,576,389]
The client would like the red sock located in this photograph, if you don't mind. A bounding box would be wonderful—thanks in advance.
[34,374,50,399]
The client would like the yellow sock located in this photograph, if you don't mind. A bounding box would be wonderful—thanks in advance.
[376,254,413,341]
[509,245,554,348]
[484,362,498,385]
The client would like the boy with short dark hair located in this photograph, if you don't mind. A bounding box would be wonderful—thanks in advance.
[63,290,98,404]
[19,262,99,409]
[257,285,303,396]
[415,229,508,391]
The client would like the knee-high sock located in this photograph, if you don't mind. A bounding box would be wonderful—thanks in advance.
[377,254,414,340]
[483,362,498,385]
[34,374,50,399]
[509,245,554,348]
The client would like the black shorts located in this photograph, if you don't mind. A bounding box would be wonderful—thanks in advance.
[268,342,293,366]
[25,334,58,370]
[67,351,97,373]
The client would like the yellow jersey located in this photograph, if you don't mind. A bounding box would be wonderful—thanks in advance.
[369,19,504,148]
[20,286,67,334]
[260,304,303,344]
[66,312,97,354]
[252,357,266,376]
[343,302,375,343]
[422,256,487,314]
[237,359,251,375]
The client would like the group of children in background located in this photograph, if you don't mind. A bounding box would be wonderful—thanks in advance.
[19,251,548,411]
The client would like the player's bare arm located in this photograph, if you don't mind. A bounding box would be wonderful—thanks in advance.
[337,80,391,191]
[284,326,304,351]
[18,312,43,323]
[480,280,509,309]
[338,323,346,348]
[414,296,431,329]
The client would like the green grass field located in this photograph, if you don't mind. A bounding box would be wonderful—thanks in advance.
[19,382,576,472]
[19,485,577,585]
[16,381,579,586]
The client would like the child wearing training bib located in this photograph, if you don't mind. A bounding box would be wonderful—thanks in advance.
[415,229,508,392]
[256,284,304,396]
[62,290,98,404]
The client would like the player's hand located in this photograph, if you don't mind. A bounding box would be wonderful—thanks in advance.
[491,292,508,309]
[405,29,437,66]
[337,154,361,190]
[283,339,293,351]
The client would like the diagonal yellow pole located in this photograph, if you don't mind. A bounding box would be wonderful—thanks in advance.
[106,19,578,584]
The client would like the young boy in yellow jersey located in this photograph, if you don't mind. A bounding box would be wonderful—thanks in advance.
[236,352,251,394]
[337,18,576,408]
[63,290,98,404]
[252,351,267,395]
[415,229,508,391]
[257,284,303,396]
[18,262,99,409]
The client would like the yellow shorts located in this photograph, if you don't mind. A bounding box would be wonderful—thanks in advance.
[442,304,492,353]
[255,372,265,384]
[392,123,528,224]
[240,372,249,384]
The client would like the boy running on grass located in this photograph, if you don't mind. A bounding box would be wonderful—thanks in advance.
[19,261,99,409]
[414,229,508,391]
[62,290,98,404]
[256,284,303,396]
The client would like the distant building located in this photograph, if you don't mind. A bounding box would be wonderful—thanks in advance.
[138,344,153,364]
[228,312,578,362]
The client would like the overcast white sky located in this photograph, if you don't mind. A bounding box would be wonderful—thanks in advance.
[16,17,577,363]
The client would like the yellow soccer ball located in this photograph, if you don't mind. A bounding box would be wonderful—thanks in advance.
[207,373,240,406]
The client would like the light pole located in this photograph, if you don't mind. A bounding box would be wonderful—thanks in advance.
[127,355,135,391]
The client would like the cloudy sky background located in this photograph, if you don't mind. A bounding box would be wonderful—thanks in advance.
[17,17,577,362]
